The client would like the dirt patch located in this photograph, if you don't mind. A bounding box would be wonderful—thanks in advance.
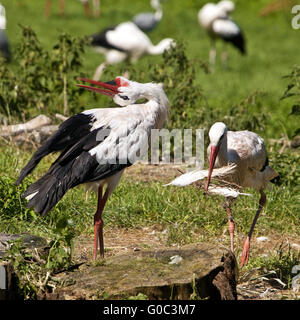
[123,162,187,183]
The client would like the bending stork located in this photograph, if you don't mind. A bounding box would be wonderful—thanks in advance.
[89,21,174,80]
[133,0,164,32]
[168,122,279,267]
[16,76,169,259]
[198,0,246,67]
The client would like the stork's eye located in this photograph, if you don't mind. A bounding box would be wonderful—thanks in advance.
[119,95,129,100]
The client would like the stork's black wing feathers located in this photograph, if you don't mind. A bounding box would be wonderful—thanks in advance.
[222,31,246,55]
[22,125,132,216]
[89,26,126,52]
[15,113,96,185]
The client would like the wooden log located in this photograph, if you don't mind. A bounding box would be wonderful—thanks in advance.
[55,113,68,122]
[54,243,238,300]
[0,115,52,137]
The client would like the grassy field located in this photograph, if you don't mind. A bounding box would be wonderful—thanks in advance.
[2,0,300,136]
[0,0,299,299]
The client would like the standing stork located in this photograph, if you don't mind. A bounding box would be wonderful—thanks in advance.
[133,0,165,33]
[15,76,169,259]
[198,0,246,67]
[89,21,174,80]
[0,4,10,62]
[168,122,279,266]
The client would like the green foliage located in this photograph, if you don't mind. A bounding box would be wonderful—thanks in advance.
[148,41,208,129]
[50,32,88,115]
[104,40,209,130]
[269,148,300,189]
[0,175,36,223]
[0,25,87,122]
[247,243,300,289]
[281,65,300,137]
[128,293,148,300]
[46,213,76,271]
[0,175,76,298]
[3,238,42,299]
[222,91,268,133]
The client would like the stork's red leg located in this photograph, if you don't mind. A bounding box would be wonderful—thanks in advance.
[240,190,266,267]
[59,0,65,16]
[82,1,91,17]
[93,186,109,259]
[225,199,235,253]
[45,0,51,17]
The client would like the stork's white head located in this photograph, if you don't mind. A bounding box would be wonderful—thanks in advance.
[217,0,235,14]
[205,122,228,192]
[112,76,145,106]
[151,0,162,10]
[209,122,227,146]
[76,76,168,108]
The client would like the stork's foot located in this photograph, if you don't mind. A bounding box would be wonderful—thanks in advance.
[240,236,250,267]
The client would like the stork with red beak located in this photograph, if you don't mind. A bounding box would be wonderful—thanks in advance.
[205,122,278,266]
[16,76,169,259]
[167,122,279,267]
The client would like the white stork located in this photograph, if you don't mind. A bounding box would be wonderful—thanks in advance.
[198,0,246,67]
[168,122,279,266]
[89,21,174,80]
[0,4,10,62]
[16,76,169,259]
[133,0,164,33]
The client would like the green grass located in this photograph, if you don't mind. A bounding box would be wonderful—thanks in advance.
[0,144,299,244]
[1,0,300,137]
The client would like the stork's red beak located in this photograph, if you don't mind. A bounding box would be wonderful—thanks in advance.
[76,78,119,97]
[205,145,219,192]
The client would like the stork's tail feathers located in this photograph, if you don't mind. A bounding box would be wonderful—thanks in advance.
[22,162,75,216]
[15,153,44,186]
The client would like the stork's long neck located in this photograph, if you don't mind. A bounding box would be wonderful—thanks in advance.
[146,39,170,55]
[152,0,162,21]
[154,4,162,21]
[140,84,169,129]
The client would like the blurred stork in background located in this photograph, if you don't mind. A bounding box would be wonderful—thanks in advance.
[133,0,165,33]
[0,3,11,62]
[198,0,246,68]
[45,0,100,18]
[89,21,174,80]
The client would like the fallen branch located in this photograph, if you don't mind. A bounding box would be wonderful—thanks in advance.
[0,115,52,137]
